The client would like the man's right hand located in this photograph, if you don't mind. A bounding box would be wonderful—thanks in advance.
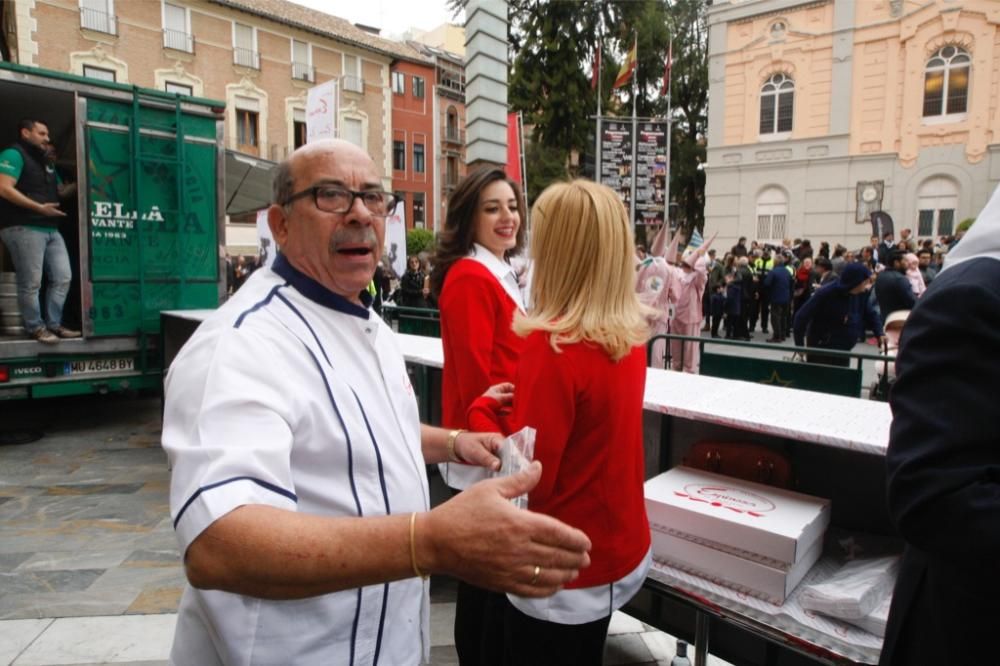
[418,461,591,598]
[37,202,66,217]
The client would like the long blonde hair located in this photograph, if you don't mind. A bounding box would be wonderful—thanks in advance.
[514,179,653,361]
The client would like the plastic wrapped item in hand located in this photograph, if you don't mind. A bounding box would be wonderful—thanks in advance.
[799,555,899,620]
[491,426,536,510]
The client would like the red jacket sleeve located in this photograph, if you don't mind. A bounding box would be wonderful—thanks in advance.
[439,269,506,424]
[467,395,506,433]
[512,334,576,506]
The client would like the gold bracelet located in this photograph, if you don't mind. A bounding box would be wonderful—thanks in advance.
[446,429,466,463]
[409,512,427,579]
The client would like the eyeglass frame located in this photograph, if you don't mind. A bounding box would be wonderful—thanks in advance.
[280,184,399,217]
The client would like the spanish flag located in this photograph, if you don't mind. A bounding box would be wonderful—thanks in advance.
[614,38,637,89]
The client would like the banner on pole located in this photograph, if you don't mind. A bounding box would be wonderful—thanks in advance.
[598,119,633,209]
[385,200,407,280]
[634,121,668,227]
[597,117,667,226]
[306,79,339,143]
[255,209,276,270]
[506,111,523,187]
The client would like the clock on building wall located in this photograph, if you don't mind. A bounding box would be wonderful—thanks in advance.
[856,180,885,223]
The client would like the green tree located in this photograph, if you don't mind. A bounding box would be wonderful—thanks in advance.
[406,228,435,257]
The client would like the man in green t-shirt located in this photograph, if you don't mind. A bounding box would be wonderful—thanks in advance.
[0,119,79,343]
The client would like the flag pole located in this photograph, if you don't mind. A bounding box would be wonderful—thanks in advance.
[665,37,673,237]
[595,19,603,181]
[629,32,638,229]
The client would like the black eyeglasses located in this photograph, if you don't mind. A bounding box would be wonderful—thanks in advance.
[282,185,397,217]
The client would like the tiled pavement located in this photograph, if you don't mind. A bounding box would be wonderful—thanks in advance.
[0,394,732,666]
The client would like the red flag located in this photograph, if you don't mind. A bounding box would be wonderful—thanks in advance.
[506,112,523,187]
[591,47,601,90]
[661,40,673,96]
[613,38,637,89]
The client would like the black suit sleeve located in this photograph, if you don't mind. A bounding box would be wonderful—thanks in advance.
[886,261,1000,566]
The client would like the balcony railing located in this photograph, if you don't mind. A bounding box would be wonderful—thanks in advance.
[342,74,364,93]
[163,29,194,53]
[233,47,260,69]
[80,7,117,35]
[444,128,465,144]
[292,61,314,82]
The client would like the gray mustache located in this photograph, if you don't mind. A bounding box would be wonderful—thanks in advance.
[329,227,378,248]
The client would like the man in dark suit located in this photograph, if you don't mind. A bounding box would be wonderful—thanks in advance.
[880,186,1000,666]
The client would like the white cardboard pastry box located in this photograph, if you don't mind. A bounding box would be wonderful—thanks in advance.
[645,466,831,567]
[650,530,823,604]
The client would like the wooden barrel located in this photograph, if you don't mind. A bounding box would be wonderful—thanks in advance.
[0,272,22,335]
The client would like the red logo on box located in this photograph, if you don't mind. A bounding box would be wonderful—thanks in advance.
[674,484,776,517]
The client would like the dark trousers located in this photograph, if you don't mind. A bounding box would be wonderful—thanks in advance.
[455,581,506,665]
[502,598,612,666]
[769,302,789,340]
[759,297,771,332]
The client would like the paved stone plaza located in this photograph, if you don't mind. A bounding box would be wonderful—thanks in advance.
[0,393,735,665]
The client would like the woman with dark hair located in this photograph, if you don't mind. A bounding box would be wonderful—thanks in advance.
[398,255,428,308]
[429,167,526,664]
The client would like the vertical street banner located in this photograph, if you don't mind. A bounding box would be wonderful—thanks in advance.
[306,79,339,143]
[385,201,407,280]
[598,119,633,210]
[506,111,523,188]
[634,121,668,226]
[256,209,276,270]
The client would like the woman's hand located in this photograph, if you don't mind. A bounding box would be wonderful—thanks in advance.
[482,382,515,407]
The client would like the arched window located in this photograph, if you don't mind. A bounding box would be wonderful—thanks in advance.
[756,187,788,241]
[923,46,970,119]
[916,177,958,238]
[759,73,794,136]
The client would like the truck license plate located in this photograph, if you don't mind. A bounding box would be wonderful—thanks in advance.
[68,358,134,374]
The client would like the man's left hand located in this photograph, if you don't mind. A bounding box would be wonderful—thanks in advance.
[455,431,502,472]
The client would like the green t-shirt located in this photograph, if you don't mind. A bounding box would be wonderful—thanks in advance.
[0,146,65,231]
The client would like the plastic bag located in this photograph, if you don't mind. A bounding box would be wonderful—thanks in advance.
[845,593,892,638]
[491,426,536,510]
[799,556,898,620]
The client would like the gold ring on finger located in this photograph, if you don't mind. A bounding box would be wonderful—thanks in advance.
[530,565,541,585]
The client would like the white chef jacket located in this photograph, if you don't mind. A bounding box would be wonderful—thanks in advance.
[164,253,430,666]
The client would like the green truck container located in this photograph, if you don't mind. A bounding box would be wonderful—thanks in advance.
[0,62,227,400]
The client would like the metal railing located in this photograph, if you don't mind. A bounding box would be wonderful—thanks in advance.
[342,74,364,93]
[163,29,194,53]
[80,7,117,35]
[381,304,440,338]
[292,62,314,82]
[647,333,895,400]
[444,127,465,143]
[233,47,260,69]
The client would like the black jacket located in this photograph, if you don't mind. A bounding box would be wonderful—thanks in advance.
[880,258,1000,666]
[0,140,60,230]
[874,269,916,317]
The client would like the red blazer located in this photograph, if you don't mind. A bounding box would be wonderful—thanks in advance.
[470,332,650,589]
[439,258,523,430]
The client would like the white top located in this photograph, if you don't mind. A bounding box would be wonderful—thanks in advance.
[439,243,525,491]
[163,255,430,666]
[509,548,652,625]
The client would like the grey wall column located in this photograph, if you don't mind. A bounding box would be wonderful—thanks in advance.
[829,0,855,135]
[464,0,509,169]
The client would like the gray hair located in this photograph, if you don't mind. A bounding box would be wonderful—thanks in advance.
[272,159,294,207]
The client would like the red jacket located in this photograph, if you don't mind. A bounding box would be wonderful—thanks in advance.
[470,332,650,588]
[439,258,523,429]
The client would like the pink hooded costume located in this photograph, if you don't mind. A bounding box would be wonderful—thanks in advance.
[669,247,711,374]
[636,228,682,369]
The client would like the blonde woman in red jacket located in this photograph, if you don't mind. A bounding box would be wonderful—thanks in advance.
[469,180,654,665]
[429,167,527,665]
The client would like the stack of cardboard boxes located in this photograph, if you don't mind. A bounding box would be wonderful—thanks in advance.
[645,466,831,604]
